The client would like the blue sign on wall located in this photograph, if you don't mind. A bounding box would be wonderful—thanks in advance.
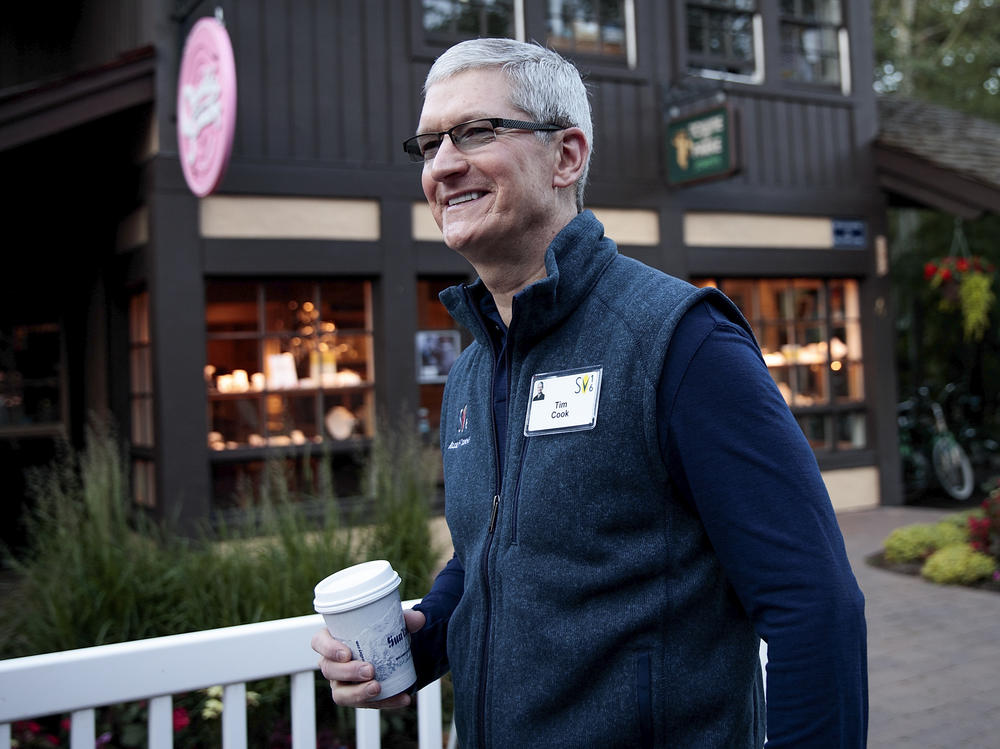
[832,219,867,249]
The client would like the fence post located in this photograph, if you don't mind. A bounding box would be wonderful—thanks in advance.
[290,671,316,749]
[149,695,173,749]
[222,683,247,748]
[356,708,381,749]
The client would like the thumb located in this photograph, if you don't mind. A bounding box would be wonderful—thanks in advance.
[403,608,426,633]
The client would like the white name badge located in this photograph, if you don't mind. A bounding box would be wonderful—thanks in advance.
[524,366,603,436]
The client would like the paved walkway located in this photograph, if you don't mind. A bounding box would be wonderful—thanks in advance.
[838,506,1000,748]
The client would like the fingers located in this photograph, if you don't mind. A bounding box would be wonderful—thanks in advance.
[333,679,412,709]
[311,627,351,662]
[312,627,413,709]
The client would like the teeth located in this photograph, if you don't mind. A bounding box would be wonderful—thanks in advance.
[448,192,481,206]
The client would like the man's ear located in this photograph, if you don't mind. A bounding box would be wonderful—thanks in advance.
[552,127,589,190]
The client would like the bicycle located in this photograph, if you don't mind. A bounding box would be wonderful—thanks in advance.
[898,385,976,501]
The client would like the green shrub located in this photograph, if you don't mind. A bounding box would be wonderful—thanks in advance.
[921,543,998,585]
[1,413,443,747]
[883,520,968,564]
[362,415,441,601]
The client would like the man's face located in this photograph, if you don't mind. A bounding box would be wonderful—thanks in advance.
[418,69,560,261]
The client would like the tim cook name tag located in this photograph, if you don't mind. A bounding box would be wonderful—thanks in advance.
[524,366,603,437]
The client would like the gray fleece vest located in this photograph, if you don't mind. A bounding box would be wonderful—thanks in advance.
[439,211,765,748]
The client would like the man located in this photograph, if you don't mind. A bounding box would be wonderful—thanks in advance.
[313,38,867,747]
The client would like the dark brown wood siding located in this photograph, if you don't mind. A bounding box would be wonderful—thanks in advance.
[193,0,877,214]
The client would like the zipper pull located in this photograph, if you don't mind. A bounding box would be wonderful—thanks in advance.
[488,494,500,534]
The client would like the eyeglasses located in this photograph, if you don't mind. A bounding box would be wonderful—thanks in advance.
[402,117,564,162]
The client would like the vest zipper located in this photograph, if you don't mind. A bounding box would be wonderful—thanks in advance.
[488,494,500,533]
[464,284,506,749]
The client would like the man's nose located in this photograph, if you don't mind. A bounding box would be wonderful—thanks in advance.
[427,135,468,178]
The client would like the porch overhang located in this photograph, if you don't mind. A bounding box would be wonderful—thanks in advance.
[874,96,1000,219]
[0,46,155,152]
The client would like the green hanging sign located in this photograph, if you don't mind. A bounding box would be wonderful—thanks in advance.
[666,104,739,186]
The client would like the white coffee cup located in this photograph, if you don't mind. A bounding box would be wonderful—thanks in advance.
[313,560,417,699]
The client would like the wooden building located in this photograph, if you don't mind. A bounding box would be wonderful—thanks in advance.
[0,0,904,539]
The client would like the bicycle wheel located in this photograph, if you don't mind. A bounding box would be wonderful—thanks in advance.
[931,437,975,501]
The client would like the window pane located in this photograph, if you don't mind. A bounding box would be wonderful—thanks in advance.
[782,0,842,24]
[778,0,842,85]
[128,291,153,453]
[547,0,627,58]
[694,277,866,453]
[133,459,155,508]
[686,2,756,76]
[324,390,373,440]
[319,280,370,331]
[207,339,260,391]
[1,323,63,429]
[205,279,374,456]
[836,411,866,449]
[206,281,257,334]
[424,0,514,40]
[265,282,315,334]
[211,397,263,447]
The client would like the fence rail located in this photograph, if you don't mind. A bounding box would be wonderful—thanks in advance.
[0,606,444,749]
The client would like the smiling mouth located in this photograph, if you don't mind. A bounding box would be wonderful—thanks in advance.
[447,191,483,207]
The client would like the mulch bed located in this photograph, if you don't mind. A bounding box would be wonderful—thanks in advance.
[866,550,1000,594]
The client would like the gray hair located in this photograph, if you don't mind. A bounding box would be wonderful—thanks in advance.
[425,38,593,211]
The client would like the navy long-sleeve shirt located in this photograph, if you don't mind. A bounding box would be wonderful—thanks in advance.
[413,295,868,747]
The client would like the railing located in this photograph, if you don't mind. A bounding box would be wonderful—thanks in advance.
[0,604,445,749]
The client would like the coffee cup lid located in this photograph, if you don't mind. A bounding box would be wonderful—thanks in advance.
[313,560,401,614]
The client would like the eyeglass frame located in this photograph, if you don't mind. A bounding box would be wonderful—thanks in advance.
[402,117,565,162]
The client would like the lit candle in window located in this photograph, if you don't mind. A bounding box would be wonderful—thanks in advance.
[232,369,249,392]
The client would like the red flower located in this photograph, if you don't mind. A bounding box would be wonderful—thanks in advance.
[173,706,191,731]
[923,262,937,280]
[956,258,969,272]
[939,268,952,282]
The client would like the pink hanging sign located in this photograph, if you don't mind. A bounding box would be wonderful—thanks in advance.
[177,17,237,197]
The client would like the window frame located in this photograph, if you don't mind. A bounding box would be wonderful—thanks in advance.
[410,0,645,80]
[694,276,870,458]
[203,278,377,461]
[684,0,765,85]
[0,320,69,440]
[777,0,851,94]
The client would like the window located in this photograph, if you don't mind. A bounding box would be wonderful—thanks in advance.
[546,0,629,62]
[416,277,466,437]
[695,277,866,452]
[779,0,845,88]
[204,279,375,511]
[0,321,65,437]
[417,0,638,72]
[204,279,375,453]
[129,291,156,507]
[129,291,153,449]
[422,0,516,43]
[686,0,761,80]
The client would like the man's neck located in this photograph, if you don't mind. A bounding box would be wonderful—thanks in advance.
[470,210,577,326]
[479,260,547,326]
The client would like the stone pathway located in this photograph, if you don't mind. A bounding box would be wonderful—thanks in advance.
[838,506,1000,748]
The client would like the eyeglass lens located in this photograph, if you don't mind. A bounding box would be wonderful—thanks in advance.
[409,119,498,162]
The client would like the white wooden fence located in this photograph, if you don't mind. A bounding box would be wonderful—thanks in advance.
[1,605,768,749]
[0,606,446,749]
